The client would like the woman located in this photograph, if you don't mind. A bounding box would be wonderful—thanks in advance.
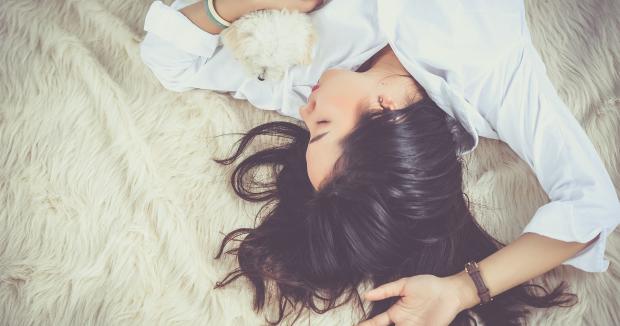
[139,0,620,325]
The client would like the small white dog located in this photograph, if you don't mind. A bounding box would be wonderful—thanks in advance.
[220,8,317,82]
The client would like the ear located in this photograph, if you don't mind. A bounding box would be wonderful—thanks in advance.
[378,96,397,110]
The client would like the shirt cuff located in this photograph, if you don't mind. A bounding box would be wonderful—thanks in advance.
[520,200,620,273]
[143,0,221,58]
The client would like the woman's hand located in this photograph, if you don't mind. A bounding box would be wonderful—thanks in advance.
[356,274,464,326]
[258,0,325,13]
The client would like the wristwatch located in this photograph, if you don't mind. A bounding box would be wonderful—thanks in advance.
[464,261,494,305]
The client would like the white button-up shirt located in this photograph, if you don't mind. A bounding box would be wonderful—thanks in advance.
[139,0,620,272]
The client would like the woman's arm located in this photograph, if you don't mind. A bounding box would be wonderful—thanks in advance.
[362,27,620,326]
[140,0,323,93]
[449,39,620,308]
[470,43,620,273]
[360,2,619,324]
[179,0,263,35]
[139,0,248,92]
[359,232,601,325]
[447,232,599,310]
[179,0,324,34]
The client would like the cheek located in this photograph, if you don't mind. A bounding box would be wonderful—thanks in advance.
[320,87,362,120]
[322,71,367,107]
[326,80,367,112]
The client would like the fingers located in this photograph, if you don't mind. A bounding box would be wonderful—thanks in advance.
[363,277,408,301]
[356,311,391,326]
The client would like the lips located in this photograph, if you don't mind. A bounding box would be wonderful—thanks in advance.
[311,84,320,92]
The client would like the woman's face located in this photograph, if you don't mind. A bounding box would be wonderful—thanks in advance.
[298,68,420,191]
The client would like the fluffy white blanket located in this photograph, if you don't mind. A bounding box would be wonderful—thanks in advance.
[1,0,619,325]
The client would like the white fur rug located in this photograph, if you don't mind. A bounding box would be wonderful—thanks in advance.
[1,0,619,325]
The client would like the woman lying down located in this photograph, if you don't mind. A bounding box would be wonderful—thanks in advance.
[139,0,620,325]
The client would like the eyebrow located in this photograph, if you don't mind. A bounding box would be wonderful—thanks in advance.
[309,131,329,144]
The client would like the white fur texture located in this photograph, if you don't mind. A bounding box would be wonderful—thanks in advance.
[221,8,317,82]
[0,0,619,325]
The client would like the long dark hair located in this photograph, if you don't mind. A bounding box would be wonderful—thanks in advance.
[211,95,577,325]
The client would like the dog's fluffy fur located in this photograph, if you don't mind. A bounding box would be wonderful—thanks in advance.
[221,8,317,82]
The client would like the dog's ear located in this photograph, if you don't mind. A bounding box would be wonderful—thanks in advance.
[300,29,317,65]
[219,25,240,52]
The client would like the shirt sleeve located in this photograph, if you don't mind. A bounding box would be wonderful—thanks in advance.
[139,0,250,93]
[473,42,620,273]
[139,1,297,114]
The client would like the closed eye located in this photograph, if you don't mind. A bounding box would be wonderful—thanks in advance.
[317,120,329,124]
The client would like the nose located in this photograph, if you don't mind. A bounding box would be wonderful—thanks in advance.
[298,103,307,119]
[299,97,315,117]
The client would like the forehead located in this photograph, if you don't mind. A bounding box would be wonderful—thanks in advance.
[306,134,343,191]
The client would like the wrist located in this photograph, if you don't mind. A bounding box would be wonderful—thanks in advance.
[445,270,480,311]
[214,0,264,22]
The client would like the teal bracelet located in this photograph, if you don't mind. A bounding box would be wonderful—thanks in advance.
[204,0,231,29]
